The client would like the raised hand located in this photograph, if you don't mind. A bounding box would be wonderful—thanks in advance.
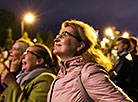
[1,69,15,88]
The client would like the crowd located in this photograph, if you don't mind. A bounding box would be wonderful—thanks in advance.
[0,19,137,102]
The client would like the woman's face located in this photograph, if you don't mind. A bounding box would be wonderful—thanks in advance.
[54,26,80,60]
[8,42,23,61]
[22,46,40,72]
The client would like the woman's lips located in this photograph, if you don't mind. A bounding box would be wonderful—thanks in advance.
[55,43,61,46]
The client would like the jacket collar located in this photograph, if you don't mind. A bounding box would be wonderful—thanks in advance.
[118,52,128,58]
[57,56,85,77]
[60,56,84,68]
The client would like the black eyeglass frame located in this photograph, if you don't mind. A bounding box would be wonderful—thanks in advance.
[24,50,41,58]
[58,31,85,42]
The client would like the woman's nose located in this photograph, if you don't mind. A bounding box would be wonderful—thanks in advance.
[54,35,60,42]
[9,49,12,53]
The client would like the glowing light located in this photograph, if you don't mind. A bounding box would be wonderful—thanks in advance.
[105,28,113,36]
[33,38,37,42]
[122,32,129,38]
[24,13,35,23]
[112,26,116,30]
[111,36,115,40]
[115,31,120,35]
[103,37,109,43]
[101,41,106,48]
[125,54,132,61]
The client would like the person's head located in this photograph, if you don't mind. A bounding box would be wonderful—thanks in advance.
[116,37,131,54]
[54,20,112,72]
[54,20,96,60]
[8,39,34,61]
[129,36,138,52]
[22,43,54,72]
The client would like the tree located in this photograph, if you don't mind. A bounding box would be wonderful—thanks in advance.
[36,33,43,44]
[0,8,17,46]
[4,28,14,50]
[39,31,54,48]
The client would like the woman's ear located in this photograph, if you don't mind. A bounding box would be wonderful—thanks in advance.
[36,58,44,65]
[77,42,85,52]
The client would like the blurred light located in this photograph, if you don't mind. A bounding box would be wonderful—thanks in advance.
[101,41,106,48]
[111,49,117,56]
[125,54,132,61]
[105,28,113,36]
[112,26,116,30]
[95,30,99,36]
[33,38,37,42]
[103,37,109,43]
[115,31,120,35]
[122,32,129,38]
[111,36,115,40]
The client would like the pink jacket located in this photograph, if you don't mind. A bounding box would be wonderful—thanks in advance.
[47,56,132,102]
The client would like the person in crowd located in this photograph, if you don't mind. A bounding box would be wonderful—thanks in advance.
[0,39,34,95]
[1,43,57,102]
[128,37,138,101]
[109,37,132,95]
[47,20,132,102]
[129,36,138,59]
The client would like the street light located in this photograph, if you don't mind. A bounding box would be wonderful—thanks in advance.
[21,13,35,37]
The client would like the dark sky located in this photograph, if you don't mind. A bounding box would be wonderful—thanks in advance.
[1,0,138,37]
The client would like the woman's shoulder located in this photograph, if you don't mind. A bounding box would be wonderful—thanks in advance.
[30,72,56,85]
[35,72,55,80]
[82,62,105,72]
[81,62,107,79]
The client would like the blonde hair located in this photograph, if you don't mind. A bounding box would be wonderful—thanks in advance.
[15,38,34,55]
[61,20,112,72]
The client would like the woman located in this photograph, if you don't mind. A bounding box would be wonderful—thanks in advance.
[0,39,34,95]
[47,20,132,102]
[8,39,34,73]
[1,44,56,102]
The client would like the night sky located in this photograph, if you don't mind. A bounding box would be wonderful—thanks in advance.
[1,0,138,37]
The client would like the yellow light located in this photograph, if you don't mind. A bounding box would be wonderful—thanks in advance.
[115,31,120,35]
[101,41,106,48]
[105,28,113,36]
[125,54,132,61]
[122,32,129,38]
[33,38,37,42]
[24,13,35,23]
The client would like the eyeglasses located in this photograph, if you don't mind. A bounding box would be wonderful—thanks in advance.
[57,31,82,42]
[24,50,41,58]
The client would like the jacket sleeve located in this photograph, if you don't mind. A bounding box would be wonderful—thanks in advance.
[3,73,55,102]
[81,63,133,102]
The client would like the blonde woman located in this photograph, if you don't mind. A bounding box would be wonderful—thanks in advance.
[47,20,132,102]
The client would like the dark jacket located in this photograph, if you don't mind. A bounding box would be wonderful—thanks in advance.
[113,52,132,93]
[128,51,138,101]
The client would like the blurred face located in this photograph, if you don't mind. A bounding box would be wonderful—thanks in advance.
[54,26,80,60]
[130,43,135,51]
[22,46,40,72]
[9,42,23,61]
[117,40,126,54]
